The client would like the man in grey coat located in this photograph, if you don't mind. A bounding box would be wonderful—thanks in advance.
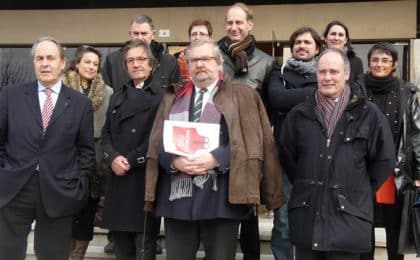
[217,3,275,259]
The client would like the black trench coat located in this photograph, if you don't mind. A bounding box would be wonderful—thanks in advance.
[101,79,163,232]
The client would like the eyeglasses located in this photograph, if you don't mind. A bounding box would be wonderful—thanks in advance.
[126,57,148,65]
[370,57,393,65]
[190,32,209,38]
[187,56,215,65]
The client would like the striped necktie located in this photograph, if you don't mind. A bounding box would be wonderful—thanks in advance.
[42,88,54,132]
[192,88,207,122]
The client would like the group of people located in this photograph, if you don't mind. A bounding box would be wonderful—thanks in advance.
[0,2,419,260]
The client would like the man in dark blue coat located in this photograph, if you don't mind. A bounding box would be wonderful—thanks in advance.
[0,36,95,260]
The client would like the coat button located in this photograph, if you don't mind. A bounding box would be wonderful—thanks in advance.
[341,205,345,210]
[314,243,318,247]
[327,155,332,160]
[345,137,350,141]
[131,128,136,133]
[320,154,323,158]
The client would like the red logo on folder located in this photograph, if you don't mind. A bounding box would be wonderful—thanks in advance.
[173,126,209,155]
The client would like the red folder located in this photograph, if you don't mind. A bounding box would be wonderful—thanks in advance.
[376,174,395,205]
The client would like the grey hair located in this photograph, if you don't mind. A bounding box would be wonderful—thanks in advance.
[317,48,350,72]
[31,36,65,60]
[130,14,154,30]
[185,39,224,65]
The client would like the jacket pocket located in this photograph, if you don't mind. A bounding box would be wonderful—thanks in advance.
[288,191,312,247]
[329,193,373,251]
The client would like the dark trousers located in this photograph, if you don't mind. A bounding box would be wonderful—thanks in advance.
[296,247,360,260]
[165,217,240,260]
[113,230,157,260]
[360,202,404,260]
[0,173,73,260]
[72,195,100,241]
[240,213,260,260]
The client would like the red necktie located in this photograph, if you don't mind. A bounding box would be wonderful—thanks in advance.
[42,88,54,133]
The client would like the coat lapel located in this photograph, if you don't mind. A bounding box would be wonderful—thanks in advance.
[24,82,42,129]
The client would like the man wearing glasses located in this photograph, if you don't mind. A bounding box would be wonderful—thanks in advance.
[100,40,164,260]
[145,39,283,260]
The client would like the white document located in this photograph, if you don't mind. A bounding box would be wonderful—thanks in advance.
[163,120,220,157]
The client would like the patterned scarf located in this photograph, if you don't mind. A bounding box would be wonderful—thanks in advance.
[220,35,256,75]
[315,84,351,138]
[168,79,222,201]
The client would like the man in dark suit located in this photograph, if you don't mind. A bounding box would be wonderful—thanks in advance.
[0,36,95,260]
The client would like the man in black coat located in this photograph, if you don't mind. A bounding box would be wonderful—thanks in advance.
[268,27,322,260]
[101,40,164,260]
[0,36,95,260]
[280,48,395,260]
[101,14,179,253]
[102,14,180,91]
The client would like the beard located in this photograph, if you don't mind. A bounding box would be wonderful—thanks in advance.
[191,70,215,84]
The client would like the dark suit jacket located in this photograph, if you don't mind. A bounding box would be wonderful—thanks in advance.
[0,82,95,218]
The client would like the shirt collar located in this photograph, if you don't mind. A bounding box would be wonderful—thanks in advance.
[194,79,218,95]
[37,80,62,94]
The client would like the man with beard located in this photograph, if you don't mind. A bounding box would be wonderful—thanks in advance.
[217,4,276,258]
[144,39,284,260]
[102,14,180,91]
[268,27,323,260]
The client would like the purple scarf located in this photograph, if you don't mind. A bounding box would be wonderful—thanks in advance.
[168,80,222,201]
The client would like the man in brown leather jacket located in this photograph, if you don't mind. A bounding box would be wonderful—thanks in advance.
[145,39,283,260]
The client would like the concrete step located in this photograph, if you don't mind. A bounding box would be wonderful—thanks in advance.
[25,218,419,260]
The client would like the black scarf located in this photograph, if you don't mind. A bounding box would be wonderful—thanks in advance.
[365,74,398,94]
[219,35,256,75]
[366,73,399,140]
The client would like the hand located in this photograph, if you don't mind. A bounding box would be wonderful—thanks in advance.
[111,155,130,176]
[172,152,219,175]
[415,180,420,187]
[188,151,219,175]
[171,156,196,175]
